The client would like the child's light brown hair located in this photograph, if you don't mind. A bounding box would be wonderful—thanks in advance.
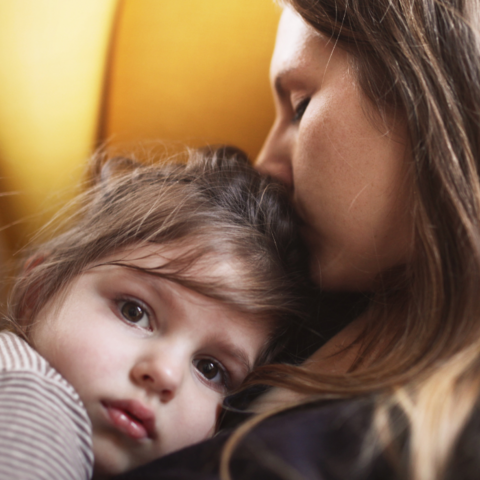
[7,146,316,363]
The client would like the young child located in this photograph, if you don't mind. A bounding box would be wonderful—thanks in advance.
[0,147,314,479]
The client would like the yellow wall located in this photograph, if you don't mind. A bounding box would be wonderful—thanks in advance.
[0,0,280,249]
[104,0,280,160]
[0,0,118,245]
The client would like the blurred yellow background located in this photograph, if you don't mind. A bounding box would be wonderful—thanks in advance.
[0,0,280,254]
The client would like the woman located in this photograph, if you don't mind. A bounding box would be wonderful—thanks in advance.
[117,1,480,479]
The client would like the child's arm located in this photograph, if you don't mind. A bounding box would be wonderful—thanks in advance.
[0,331,93,480]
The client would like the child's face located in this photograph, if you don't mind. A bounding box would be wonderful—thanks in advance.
[30,244,270,478]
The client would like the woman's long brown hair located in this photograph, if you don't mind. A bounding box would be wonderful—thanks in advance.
[222,2,480,479]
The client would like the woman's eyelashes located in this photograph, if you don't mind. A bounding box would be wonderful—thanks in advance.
[291,97,310,123]
[193,358,231,391]
[117,298,152,330]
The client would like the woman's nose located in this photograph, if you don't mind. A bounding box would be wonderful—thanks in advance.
[255,122,294,188]
[131,351,185,403]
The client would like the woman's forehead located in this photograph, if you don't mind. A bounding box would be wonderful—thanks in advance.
[272,8,314,69]
[271,7,336,86]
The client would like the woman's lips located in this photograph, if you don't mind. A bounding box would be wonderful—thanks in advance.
[102,400,156,440]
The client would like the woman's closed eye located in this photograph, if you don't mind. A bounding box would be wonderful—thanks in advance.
[117,299,152,330]
[292,97,310,123]
[193,358,231,392]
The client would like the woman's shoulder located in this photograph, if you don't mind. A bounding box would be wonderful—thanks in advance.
[116,396,480,480]
[115,398,393,480]
[449,402,480,480]
[225,398,393,480]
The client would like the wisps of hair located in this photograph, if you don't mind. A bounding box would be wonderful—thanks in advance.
[5,146,317,364]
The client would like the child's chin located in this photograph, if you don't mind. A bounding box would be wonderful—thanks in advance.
[91,438,138,479]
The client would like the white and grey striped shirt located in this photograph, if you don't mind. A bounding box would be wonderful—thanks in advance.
[0,331,93,479]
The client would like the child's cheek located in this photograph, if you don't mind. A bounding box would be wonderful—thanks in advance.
[30,287,130,403]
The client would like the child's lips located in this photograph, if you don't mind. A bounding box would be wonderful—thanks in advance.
[102,399,156,440]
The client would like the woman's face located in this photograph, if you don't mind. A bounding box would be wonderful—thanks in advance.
[256,8,413,291]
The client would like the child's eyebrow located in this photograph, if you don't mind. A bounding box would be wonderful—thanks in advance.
[211,336,253,373]
[92,261,174,286]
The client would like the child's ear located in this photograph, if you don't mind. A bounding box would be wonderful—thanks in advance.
[19,251,50,322]
[23,252,48,273]
[88,154,139,188]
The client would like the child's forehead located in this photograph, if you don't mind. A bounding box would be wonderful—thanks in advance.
[98,242,241,279]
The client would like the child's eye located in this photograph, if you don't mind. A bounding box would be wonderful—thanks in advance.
[292,97,310,123]
[193,358,230,391]
[118,300,151,329]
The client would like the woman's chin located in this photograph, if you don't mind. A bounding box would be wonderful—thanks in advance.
[309,250,379,292]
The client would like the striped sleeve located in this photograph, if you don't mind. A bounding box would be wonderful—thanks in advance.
[0,332,93,480]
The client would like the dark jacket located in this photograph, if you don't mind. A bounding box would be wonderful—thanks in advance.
[115,396,480,480]
[115,398,396,480]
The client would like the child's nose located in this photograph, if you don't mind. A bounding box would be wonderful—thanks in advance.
[131,352,185,402]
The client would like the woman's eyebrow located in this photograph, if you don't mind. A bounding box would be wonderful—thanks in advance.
[274,67,304,100]
[274,72,288,99]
